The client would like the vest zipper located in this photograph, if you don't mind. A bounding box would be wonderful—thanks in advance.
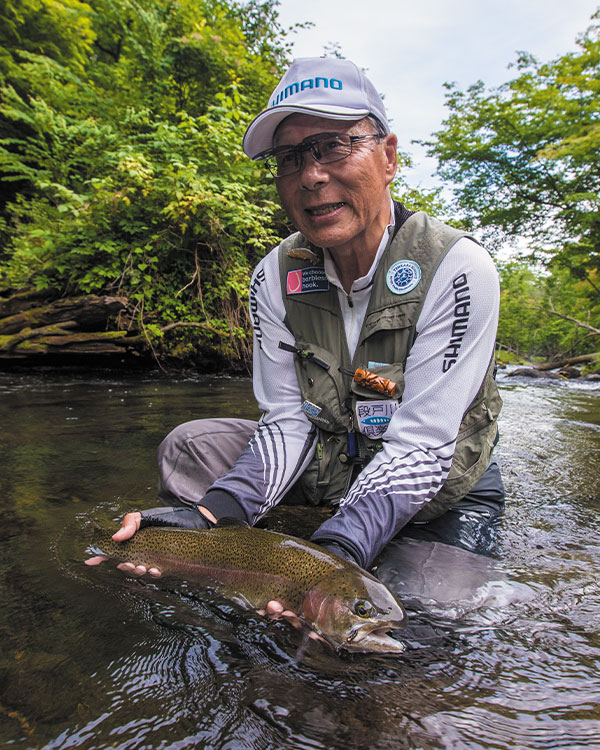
[278,341,330,370]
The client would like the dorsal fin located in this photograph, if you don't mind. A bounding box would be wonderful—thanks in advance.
[215,517,249,529]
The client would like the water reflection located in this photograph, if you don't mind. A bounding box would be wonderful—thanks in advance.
[0,371,599,749]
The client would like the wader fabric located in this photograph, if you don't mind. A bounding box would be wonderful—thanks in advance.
[158,418,257,506]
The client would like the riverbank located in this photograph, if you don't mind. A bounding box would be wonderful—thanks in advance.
[0,289,250,375]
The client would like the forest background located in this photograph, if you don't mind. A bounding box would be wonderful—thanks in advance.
[0,0,598,373]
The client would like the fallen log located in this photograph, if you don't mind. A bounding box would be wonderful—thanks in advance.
[508,368,566,379]
[0,295,127,335]
[0,326,143,358]
[535,353,600,371]
[0,290,142,362]
[0,288,59,318]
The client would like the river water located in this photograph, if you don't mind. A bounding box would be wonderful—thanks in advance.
[0,370,599,749]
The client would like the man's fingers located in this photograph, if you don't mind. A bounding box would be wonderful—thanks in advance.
[112,512,141,542]
[86,515,162,578]
[260,601,304,630]
[117,562,137,573]
[258,601,326,644]
[85,555,107,566]
[114,562,162,578]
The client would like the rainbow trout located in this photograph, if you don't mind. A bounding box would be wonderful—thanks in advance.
[89,520,407,654]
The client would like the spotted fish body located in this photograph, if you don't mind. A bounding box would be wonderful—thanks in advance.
[90,522,407,654]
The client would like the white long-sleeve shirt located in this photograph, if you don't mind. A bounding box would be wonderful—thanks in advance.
[210,212,500,567]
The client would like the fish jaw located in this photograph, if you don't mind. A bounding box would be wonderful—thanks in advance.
[341,620,406,654]
[301,569,408,655]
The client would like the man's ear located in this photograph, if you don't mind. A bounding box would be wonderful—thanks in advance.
[383,133,398,186]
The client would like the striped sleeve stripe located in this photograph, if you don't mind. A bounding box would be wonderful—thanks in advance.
[249,422,285,499]
[341,449,453,507]
[249,422,316,518]
[342,473,445,510]
[345,474,445,509]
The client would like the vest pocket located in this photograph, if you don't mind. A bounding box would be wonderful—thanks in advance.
[349,363,405,401]
[292,341,351,432]
[297,431,345,505]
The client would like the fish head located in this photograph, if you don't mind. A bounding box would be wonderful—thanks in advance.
[301,567,407,654]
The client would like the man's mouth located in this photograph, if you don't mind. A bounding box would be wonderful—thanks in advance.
[306,202,345,216]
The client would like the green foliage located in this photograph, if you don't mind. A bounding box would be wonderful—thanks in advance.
[8,0,596,370]
[422,10,600,360]
[390,151,455,221]
[0,0,287,368]
[497,260,600,360]
[0,0,95,80]
[424,11,600,300]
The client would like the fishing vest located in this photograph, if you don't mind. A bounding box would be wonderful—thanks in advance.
[277,209,503,522]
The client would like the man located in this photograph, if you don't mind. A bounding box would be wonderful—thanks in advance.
[88,57,504,580]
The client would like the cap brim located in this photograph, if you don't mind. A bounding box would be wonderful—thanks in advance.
[243,105,371,159]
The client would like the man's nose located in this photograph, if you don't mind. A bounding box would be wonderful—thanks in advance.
[298,150,329,189]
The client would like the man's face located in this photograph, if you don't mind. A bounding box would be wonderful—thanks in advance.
[272,115,397,255]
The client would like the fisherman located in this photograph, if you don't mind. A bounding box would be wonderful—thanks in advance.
[90,57,504,585]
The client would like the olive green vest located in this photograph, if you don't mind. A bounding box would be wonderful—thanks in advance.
[278,210,502,521]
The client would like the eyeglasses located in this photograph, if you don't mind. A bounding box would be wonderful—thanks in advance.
[260,132,383,178]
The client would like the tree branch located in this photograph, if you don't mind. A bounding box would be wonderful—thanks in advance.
[547,298,600,335]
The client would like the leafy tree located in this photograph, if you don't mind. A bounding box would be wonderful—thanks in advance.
[424,11,600,301]
[0,0,95,80]
[0,0,288,368]
[497,260,599,362]
[391,151,454,220]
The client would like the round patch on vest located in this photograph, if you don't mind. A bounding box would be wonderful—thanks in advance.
[386,260,422,295]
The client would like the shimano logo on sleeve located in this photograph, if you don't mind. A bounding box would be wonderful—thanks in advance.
[442,273,471,372]
[249,269,266,349]
[271,78,343,107]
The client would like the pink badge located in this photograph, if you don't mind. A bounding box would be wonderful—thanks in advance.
[286,269,303,295]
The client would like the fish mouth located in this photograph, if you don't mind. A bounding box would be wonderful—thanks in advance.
[306,202,345,216]
[342,623,406,654]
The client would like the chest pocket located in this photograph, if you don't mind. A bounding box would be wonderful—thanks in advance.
[291,341,351,434]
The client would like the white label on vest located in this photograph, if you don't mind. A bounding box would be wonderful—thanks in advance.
[386,260,421,295]
[355,400,399,438]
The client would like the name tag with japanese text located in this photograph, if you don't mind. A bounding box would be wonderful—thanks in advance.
[355,400,399,439]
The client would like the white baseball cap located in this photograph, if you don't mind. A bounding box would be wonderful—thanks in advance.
[242,57,390,159]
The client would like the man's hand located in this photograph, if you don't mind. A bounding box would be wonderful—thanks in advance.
[85,511,163,576]
[85,506,217,577]
[257,600,302,627]
[257,601,324,642]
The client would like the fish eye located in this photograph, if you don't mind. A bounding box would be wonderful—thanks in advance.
[353,599,374,618]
